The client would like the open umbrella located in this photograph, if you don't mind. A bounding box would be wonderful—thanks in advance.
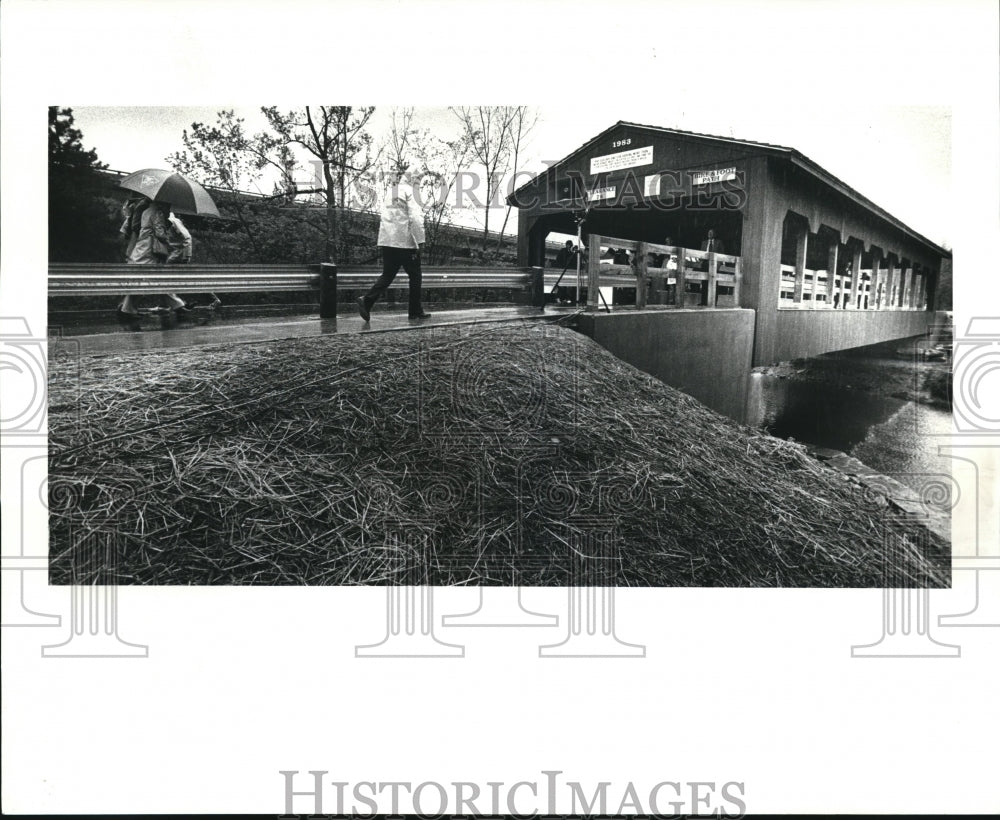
[118,168,221,218]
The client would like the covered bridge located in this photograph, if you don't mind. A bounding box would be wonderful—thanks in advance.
[508,121,950,366]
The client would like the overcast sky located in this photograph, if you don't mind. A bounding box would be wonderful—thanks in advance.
[71,103,952,248]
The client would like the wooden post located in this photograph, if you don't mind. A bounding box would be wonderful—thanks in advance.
[635,242,649,309]
[587,234,601,311]
[675,246,687,308]
[706,251,718,308]
[732,256,742,306]
[649,271,664,304]
[793,228,808,306]
[888,264,898,308]
[868,254,880,311]
[826,241,839,309]
[319,262,338,319]
[850,245,863,310]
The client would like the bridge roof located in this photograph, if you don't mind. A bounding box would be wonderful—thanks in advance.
[509,121,950,259]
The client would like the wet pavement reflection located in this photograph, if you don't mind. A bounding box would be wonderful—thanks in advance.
[51,306,558,355]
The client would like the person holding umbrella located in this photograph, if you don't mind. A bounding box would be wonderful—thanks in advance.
[116,169,220,323]
[117,198,187,321]
[165,212,222,312]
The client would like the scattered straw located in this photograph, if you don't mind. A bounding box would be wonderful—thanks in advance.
[48,321,949,587]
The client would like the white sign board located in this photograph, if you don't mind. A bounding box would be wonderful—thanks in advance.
[587,185,616,201]
[590,145,654,175]
[692,166,737,185]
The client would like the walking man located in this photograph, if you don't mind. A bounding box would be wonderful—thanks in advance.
[357,162,430,322]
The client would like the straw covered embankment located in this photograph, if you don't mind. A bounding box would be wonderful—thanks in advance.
[48,321,949,587]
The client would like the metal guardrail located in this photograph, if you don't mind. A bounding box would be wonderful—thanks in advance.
[48,264,321,296]
[48,263,545,318]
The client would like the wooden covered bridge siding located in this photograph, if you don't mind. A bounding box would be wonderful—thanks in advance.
[512,122,948,367]
[744,154,943,364]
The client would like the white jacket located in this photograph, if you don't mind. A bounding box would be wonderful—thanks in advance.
[376,181,426,248]
[166,214,193,263]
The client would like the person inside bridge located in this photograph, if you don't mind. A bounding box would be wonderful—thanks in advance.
[554,240,575,270]
[553,240,577,304]
[653,236,679,304]
[357,161,430,322]
[701,228,725,255]
[695,228,726,305]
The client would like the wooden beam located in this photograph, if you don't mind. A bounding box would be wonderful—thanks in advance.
[869,253,881,311]
[675,247,687,308]
[706,250,718,307]
[793,228,808,305]
[635,242,649,308]
[826,241,839,309]
[587,233,602,310]
[850,245,863,310]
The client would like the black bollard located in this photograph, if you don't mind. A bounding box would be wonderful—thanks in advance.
[530,266,545,310]
[319,262,338,319]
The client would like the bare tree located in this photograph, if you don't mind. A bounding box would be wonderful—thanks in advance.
[168,110,299,261]
[383,107,416,172]
[420,134,473,264]
[494,106,538,255]
[375,109,474,264]
[451,106,519,254]
[262,106,381,261]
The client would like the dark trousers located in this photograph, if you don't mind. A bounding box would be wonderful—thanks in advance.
[364,246,423,316]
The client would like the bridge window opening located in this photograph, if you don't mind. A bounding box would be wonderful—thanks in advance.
[779,214,829,308]
[806,235,832,307]
[779,216,801,307]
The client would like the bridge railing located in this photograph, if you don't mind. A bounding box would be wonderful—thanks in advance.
[778,264,925,311]
[556,235,741,310]
[48,262,546,318]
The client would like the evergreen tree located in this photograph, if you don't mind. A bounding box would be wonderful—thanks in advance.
[48,107,119,261]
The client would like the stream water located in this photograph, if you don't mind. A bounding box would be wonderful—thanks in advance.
[745,351,953,496]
